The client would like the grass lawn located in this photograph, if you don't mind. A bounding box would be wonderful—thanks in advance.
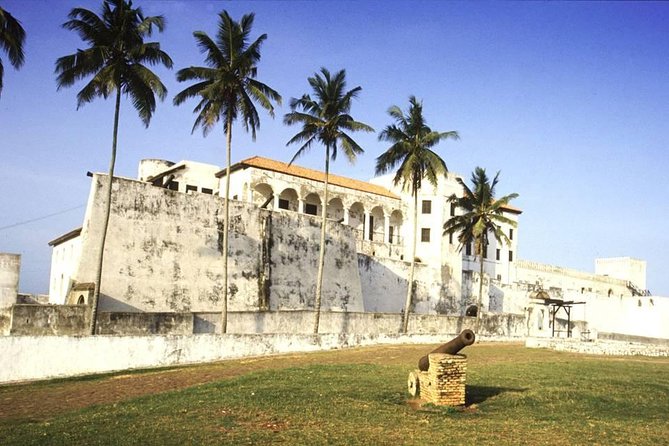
[0,343,667,445]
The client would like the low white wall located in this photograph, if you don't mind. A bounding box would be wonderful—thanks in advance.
[526,337,669,357]
[0,332,495,384]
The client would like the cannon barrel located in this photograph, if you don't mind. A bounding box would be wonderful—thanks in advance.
[418,329,475,371]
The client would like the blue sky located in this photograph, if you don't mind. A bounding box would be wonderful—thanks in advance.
[1,0,668,296]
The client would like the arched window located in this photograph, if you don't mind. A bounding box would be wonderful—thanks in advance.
[327,197,344,221]
[348,202,365,239]
[278,188,299,211]
[389,210,403,244]
[253,183,274,208]
[303,193,321,216]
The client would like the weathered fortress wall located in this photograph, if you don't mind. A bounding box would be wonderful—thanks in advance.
[72,175,366,313]
[0,253,20,309]
[515,260,630,298]
[358,254,461,315]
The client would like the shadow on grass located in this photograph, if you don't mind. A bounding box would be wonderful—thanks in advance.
[466,385,527,405]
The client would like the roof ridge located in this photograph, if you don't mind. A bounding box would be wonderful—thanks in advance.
[228,156,400,200]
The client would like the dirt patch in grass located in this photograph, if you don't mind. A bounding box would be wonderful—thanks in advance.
[0,344,422,421]
[1,341,658,423]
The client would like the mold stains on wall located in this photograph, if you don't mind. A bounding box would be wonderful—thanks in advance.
[228,283,238,299]
[78,175,365,313]
[123,284,135,302]
[258,212,272,311]
[215,215,225,255]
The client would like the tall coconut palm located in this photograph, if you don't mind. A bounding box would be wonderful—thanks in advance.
[443,167,518,329]
[0,6,26,98]
[376,96,459,334]
[55,0,172,335]
[284,67,373,334]
[173,11,281,334]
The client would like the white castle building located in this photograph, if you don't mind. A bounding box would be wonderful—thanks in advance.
[45,155,663,339]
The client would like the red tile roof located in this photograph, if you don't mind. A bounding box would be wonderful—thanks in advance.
[216,156,522,214]
[218,156,400,199]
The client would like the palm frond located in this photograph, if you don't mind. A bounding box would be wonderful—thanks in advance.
[376,96,454,196]
[193,31,225,68]
[286,67,369,167]
[134,42,173,69]
[174,10,279,142]
[137,15,165,36]
[173,79,212,105]
[124,64,160,126]
[246,78,281,116]
[288,137,317,165]
[56,0,171,125]
[0,6,26,69]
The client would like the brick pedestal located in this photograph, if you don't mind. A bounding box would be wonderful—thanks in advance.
[408,353,467,406]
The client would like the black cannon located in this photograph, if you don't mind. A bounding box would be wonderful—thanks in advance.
[417,329,475,371]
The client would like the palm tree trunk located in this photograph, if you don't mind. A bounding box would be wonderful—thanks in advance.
[314,145,330,334]
[401,191,418,333]
[476,235,484,332]
[90,88,121,335]
[221,115,232,334]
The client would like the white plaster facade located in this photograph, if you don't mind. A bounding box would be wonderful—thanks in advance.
[140,159,220,196]
[47,228,82,304]
[0,253,20,309]
[595,257,647,291]
[220,157,406,261]
[45,155,664,341]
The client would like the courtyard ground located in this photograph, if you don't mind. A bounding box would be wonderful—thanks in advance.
[0,342,667,445]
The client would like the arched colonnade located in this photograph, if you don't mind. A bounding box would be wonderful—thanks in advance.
[244,181,404,245]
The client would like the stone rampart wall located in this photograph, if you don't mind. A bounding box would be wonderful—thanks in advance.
[96,312,194,335]
[358,255,461,315]
[0,253,20,309]
[9,305,90,336]
[74,175,364,314]
[515,259,630,297]
[194,311,526,337]
[3,309,526,338]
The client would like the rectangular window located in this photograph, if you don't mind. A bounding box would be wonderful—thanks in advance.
[483,246,488,259]
[496,249,501,261]
[186,184,197,194]
[450,203,456,216]
[449,232,453,244]
[465,243,472,256]
[167,180,179,191]
[421,200,432,214]
[305,203,318,215]
[389,226,394,244]
[201,188,213,195]
[509,228,514,240]
[421,228,430,242]
[509,250,514,262]
[278,198,289,210]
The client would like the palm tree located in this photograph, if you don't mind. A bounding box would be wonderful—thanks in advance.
[443,167,518,329]
[173,11,281,334]
[376,96,459,334]
[55,0,172,335]
[0,6,26,98]
[284,67,373,334]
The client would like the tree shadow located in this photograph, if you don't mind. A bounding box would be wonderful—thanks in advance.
[465,385,527,405]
